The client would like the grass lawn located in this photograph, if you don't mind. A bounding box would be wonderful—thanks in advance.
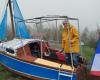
[81,46,95,67]
[0,65,12,80]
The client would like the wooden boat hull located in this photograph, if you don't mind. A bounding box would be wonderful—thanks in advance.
[0,53,77,80]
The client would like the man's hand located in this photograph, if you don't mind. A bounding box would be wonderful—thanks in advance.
[56,49,64,55]
[60,48,64,53]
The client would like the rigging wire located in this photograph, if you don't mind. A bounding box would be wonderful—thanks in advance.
[77,19,82,56]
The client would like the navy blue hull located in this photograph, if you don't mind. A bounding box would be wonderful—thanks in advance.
[0,53,77,80]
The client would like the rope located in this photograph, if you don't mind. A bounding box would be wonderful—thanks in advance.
[43,41,51,56]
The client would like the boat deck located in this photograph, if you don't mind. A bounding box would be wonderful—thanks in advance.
[34,58,74,71]
[19,55,74,72]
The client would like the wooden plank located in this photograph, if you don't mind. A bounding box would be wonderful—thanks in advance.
[34,58,74,71]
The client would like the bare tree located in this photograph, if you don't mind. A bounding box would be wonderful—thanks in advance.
[81,27,90,45]
[81,27,98,48]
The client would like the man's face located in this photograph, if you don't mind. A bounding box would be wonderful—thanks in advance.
[63,22,68,28]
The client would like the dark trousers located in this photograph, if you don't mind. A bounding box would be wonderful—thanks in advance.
[65,53,79,67]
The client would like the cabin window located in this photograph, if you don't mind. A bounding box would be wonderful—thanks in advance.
[29,42,41,57]
[6,48,15,54]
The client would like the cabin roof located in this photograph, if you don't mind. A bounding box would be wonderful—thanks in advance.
[0,38,44,50]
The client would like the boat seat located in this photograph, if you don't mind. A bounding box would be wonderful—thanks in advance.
[34,58,74,71]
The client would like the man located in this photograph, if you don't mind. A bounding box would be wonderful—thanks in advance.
[61,20,80,67]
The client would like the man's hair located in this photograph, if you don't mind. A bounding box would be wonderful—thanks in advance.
[63,20,68,25]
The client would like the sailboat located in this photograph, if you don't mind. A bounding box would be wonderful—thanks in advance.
[0,0,87,80]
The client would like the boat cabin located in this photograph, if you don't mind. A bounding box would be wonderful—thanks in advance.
[0,38,66,63]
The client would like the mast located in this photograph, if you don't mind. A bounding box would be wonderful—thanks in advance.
[8,0,15,38]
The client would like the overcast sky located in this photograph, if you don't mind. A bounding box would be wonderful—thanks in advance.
[0,0,100,31]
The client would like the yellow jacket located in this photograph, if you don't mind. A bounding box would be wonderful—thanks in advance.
[61,25,80,53]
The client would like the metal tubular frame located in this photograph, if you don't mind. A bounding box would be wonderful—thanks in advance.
[16,15,80,80]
